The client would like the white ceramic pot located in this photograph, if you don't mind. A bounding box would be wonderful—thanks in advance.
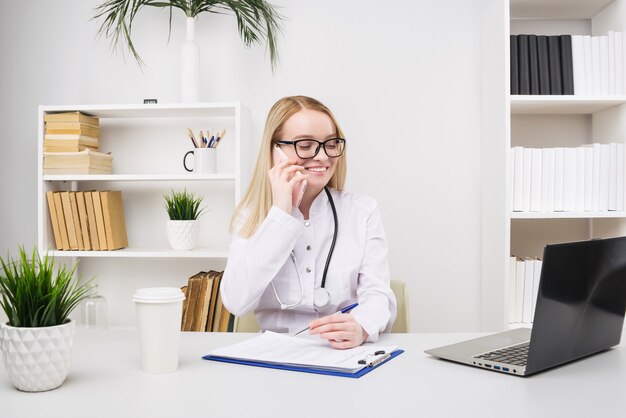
[166,220,199,250]
[0,320,75,392]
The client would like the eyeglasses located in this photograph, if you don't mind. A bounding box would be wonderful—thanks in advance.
[275,138,346,159]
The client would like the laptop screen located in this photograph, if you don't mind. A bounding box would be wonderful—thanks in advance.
[526,236,626,374]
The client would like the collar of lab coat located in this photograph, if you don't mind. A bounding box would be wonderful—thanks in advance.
[292,187,335,221]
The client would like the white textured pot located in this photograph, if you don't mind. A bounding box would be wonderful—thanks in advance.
[166,220,199,250]
[0,320,75,392]
[180,17,200,102]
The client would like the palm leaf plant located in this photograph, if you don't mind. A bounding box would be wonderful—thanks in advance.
[0,247,92,328]
[93,0,284,69]
[164,189,205,220]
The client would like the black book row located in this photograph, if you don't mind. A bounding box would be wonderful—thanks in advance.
[511,34,574,95]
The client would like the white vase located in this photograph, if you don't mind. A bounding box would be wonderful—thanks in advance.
[0,320,75,392]
[180,17,200,102]
[166,220,199,250]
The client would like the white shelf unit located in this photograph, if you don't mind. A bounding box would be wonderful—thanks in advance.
[481,0,626,331]
[37,103,252,327]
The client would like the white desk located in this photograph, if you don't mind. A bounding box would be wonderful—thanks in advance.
[0,330,624,418]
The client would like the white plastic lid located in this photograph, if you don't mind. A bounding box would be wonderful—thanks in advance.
[133,287,185,304]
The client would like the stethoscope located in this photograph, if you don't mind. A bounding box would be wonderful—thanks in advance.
[271,187,338,311]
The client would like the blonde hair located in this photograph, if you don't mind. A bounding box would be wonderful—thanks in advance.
[230,96,347,238]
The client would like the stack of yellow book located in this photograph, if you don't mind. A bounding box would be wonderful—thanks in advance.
[44,112,100,152]
[46,190,128,251]
[43,149,112,174]
[180,271,236,332]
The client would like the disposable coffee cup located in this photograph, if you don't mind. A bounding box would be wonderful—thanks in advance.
[133,287,185,374]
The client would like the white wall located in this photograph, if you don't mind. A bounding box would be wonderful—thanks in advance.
[0,0,487,331]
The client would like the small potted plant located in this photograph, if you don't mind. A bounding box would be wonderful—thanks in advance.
[164,189,205,250]
[0,247,91,392]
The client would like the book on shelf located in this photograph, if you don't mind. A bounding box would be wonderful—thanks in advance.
[51,192,70,250]
[91,191,108,250]
[45,190,128,251]
[68,191,85,250]
[45,191,63,251]
[45,123,100,138]
[537,35,550,94]
[518,34,530,95]
[75,192,92,251]
[44,139,99,153]
[208,272,224,331]
[44,111,99,126]
[510,36,519,95]
[84,191,100,250]
[528,34,540,95]
[560,35,574,95]
[511,31,624,95]
[43,149,112,175]
[180,271,235,333]
[100,191,128,250]
[511,143,626,214]
[198,273,215,332]
[521,258,534,323]
[509,256,543,326]
[181,285,189,329]
[182,272,204,332]
[60,191,79,250]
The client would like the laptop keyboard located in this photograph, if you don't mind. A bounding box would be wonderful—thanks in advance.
[473,342,530,366]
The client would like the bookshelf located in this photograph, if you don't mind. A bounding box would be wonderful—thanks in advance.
[481,0,626,330]
[37,103,251,327]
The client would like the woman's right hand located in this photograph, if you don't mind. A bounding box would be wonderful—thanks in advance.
[268,158,309,213]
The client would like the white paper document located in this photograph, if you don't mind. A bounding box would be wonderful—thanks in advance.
[207,331,398,373]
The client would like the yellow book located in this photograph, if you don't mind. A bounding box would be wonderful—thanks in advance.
[52,192,70,250]
[193,275,210,332]
[91,191,108,250]
[84,191,100,251]
[45,191,62,250]
[44,111,99,126]
[206,271,222,332]
[68,192,84,251]
[45,126,100,138]
[180,285,189,330]
[100,191,128,250]
[75,192,92,251]
[60,192,78,250]
[183,273,203,332]
[199,274,215,332]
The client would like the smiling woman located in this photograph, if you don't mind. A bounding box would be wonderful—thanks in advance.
[220,96,397,349]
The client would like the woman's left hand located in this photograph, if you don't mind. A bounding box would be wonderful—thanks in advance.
[307,314,368,349]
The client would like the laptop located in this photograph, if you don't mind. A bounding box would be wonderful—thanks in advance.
[425,236,626,376]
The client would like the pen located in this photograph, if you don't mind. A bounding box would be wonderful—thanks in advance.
[367,353,391,368]
[293,303,359,336]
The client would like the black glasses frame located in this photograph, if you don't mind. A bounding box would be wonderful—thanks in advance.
[275,138,346,159]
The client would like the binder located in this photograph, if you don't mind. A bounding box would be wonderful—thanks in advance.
[203,349,404,379]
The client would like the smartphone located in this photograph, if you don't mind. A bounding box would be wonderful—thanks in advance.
[273,145,307,208]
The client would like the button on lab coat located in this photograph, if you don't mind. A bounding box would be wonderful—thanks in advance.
[221,189,397,341]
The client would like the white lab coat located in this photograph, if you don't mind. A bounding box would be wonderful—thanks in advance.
[220,188,397,341]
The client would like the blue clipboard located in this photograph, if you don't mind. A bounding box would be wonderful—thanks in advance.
[202,349,404,378]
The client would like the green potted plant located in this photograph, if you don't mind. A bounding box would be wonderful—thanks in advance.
[0,247,91,392]
[93,0,285,101]
[164,189,205,250]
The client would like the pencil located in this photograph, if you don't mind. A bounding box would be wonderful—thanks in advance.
[186,128,199,148]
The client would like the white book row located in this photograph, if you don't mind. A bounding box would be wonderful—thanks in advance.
[509,257,542,325]
[572,32,624,96]
[510,143,625,212]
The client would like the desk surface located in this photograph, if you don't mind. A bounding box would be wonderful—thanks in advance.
[1,330,624,418]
